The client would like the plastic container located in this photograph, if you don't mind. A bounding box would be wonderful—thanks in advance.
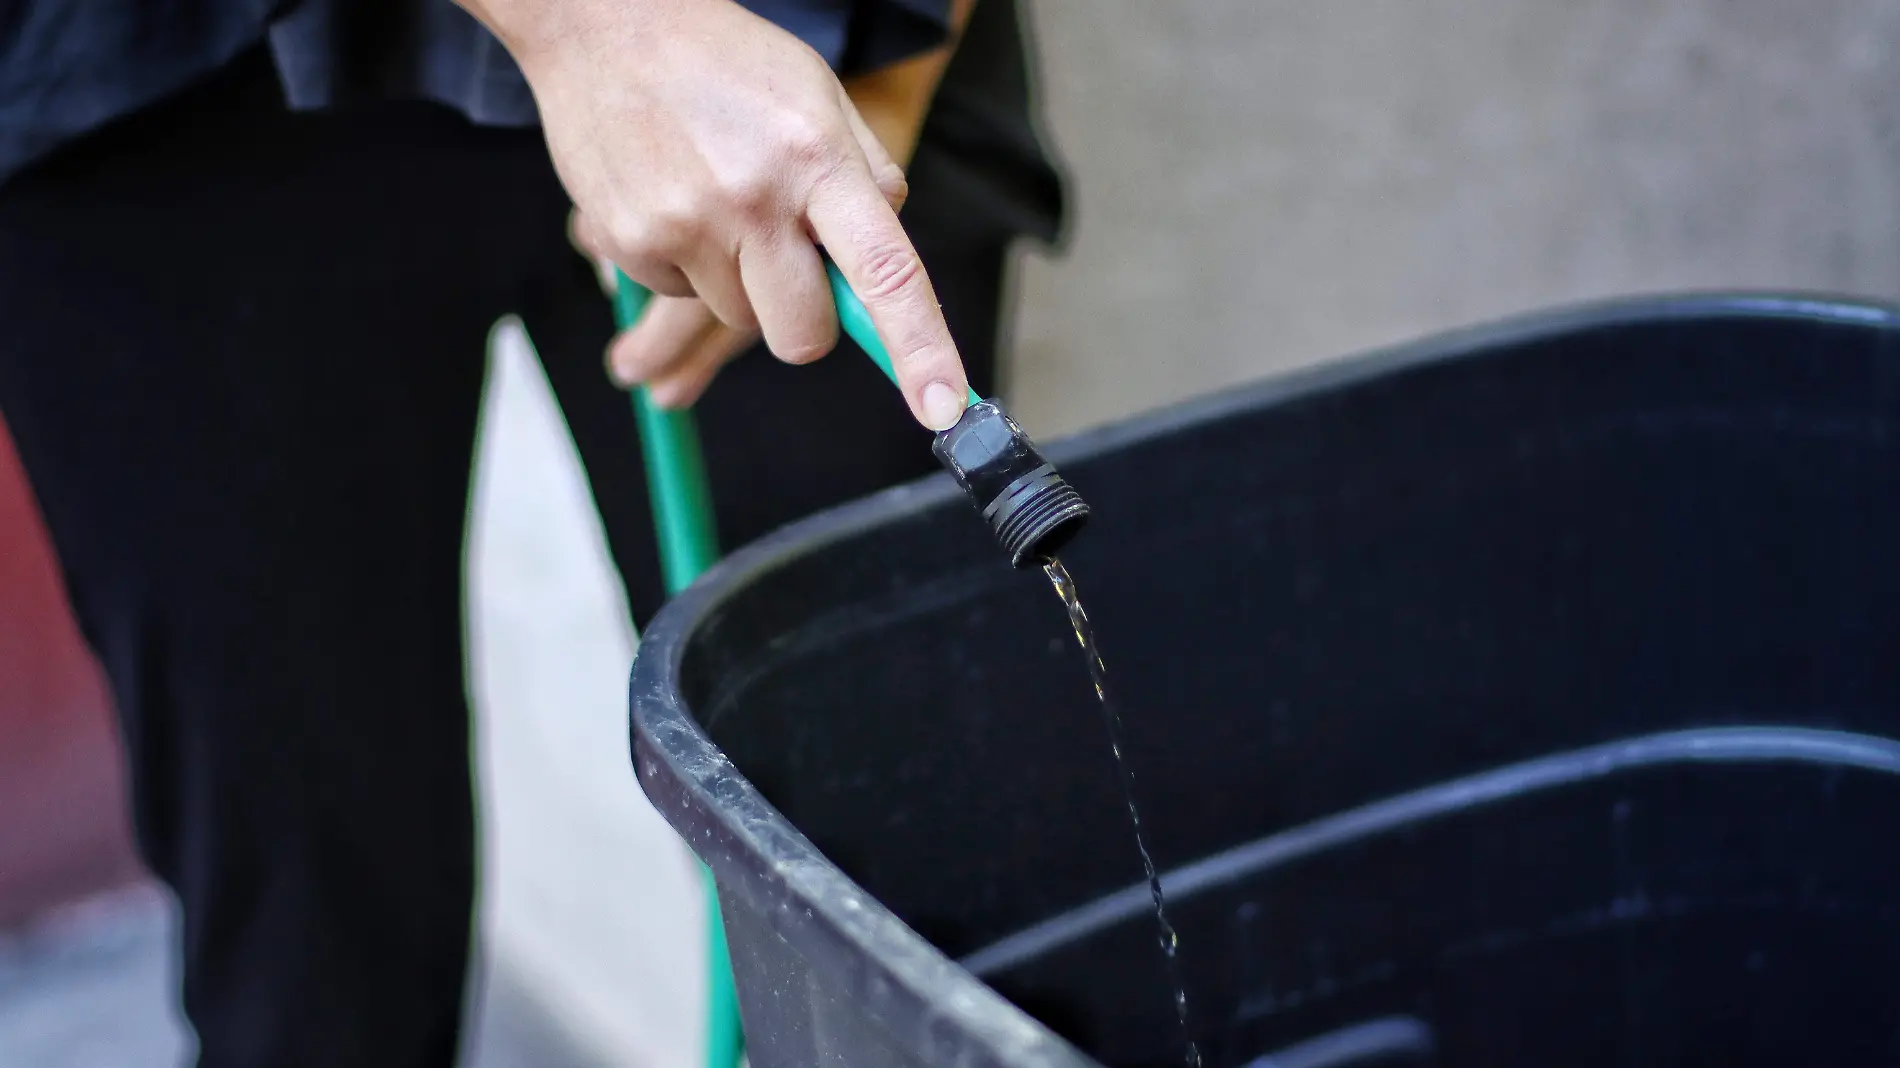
[630,294,1900,1068]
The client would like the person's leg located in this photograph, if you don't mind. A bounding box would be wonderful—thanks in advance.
[0,51,539,1067]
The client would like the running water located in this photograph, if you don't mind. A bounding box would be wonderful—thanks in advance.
[1043,559,1201,1068]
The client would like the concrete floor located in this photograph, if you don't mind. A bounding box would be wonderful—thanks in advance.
[6,0,1900,1064]
[0,887,619,1068]
[0,890,187,1068]
[463,322,702,1068]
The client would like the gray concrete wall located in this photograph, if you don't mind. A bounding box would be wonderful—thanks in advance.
[1008,0,1900,435]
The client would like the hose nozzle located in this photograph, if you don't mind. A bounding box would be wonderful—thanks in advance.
[933,399,1090,569]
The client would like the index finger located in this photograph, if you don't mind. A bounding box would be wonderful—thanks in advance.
[806,172,971,432]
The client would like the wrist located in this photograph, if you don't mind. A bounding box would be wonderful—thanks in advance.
[455,0,678,74]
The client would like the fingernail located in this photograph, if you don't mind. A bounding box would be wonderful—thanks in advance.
[921,381,966,432]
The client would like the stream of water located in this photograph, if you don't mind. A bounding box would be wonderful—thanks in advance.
[1043,559,1201,1068]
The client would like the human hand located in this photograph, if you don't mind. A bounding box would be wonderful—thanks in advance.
[570,176,905,410]
[462,0,970,429]
[569,207,757,409]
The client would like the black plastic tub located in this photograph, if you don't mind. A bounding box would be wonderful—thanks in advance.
[629,294,1900,1068]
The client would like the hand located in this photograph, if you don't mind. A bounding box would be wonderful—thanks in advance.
[460,0,971,429]
[569,207,755,409]
[570,178,905,410]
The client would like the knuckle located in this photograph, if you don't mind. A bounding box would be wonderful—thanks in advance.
[716,168,778,219]
[659,200,708,248]
[856,244,925,302]
[778,118,839,175]
[714,118,839,218]
[601,206,646,250]
[773,335,834,366]
[613,202,701,260]
[567,211,599,255]
[891,339,943,374]
[605,218,658,260]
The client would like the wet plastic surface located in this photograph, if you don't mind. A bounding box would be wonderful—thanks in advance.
[630,294,1900,1068]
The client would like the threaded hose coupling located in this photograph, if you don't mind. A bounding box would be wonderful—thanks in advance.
[932,399,1090,568]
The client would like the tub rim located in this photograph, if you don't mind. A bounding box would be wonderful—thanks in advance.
[627,290,1900,1068]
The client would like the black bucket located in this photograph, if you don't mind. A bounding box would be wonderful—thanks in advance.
[629,294,1900,1068]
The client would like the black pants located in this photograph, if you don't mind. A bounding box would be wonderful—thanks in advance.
[0,50,1006,1067]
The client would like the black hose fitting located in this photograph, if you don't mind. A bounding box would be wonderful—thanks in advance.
[932,399,1090,569]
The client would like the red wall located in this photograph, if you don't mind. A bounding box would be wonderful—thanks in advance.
[0,416,144,926]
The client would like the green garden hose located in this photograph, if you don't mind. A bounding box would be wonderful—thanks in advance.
[610,272,739,1068]
[822,260,981,406]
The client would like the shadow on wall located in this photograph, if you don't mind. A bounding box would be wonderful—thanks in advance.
[0,416,145,927]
